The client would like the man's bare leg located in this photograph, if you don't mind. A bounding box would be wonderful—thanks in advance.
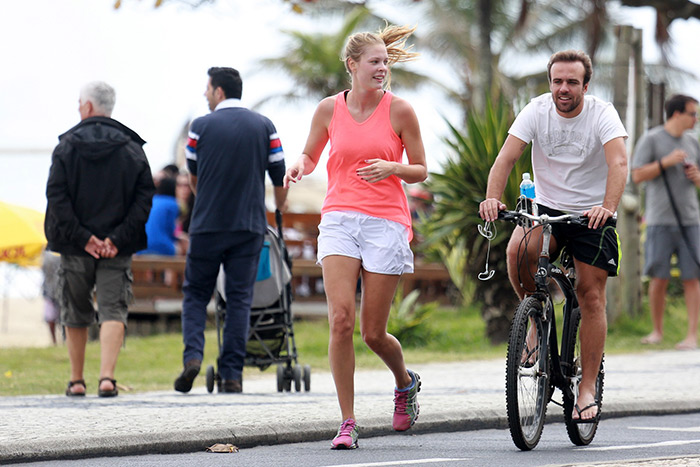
[507,226,558,364]
[641,278,667,345]
[677,279,700,350]
[66,326,88,395]
[572,261,607,421]
[506,226,555,299]
[99,321,125,392]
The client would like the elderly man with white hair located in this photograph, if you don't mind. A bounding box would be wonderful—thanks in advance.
[45,81,155,397]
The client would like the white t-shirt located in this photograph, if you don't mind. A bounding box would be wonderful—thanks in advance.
[508,93,628,214]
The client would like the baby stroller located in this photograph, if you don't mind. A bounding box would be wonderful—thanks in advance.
[205,210,311,393]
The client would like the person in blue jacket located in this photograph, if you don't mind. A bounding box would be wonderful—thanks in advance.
[138,176,180,256]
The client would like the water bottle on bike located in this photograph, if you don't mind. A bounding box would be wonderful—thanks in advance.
[519,172,535,199]
[519,172,538,219]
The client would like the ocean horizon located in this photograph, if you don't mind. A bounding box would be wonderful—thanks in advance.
[2,150,53,213]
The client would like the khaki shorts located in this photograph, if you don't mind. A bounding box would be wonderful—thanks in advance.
[644,225,700,280]
[317,210,414,275]
[58,255,133,327]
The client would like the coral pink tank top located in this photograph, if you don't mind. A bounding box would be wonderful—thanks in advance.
[323,90,412,238]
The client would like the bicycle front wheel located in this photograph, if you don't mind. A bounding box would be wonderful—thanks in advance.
[562,306,604,446]
[506,296,550,451]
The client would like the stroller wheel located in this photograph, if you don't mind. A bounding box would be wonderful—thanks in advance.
[206,365,215,394]
[293,365,302,392]
[303,364,311,392]
[276,364,285,392]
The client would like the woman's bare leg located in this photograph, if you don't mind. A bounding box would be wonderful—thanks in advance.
[322,255,362,421]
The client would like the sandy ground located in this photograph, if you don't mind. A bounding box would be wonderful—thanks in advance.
[0,297,54,348]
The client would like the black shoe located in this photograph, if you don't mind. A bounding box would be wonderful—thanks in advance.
[219,379,242,393]
[174,359,201,393]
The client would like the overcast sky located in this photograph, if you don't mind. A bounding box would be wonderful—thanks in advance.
[1,0,699,212]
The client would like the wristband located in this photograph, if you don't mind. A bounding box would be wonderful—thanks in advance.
[658,160,664,173]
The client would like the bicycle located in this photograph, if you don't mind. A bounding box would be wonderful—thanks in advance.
[478,207,605,451]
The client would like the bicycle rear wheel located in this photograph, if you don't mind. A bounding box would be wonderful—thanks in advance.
[506,296,550,451]
[562,306,604,446]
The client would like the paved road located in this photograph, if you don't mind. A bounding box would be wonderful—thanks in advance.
[2,349,700,463]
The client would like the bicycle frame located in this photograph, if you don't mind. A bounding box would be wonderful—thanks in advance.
[527,220,579,402]
[487,207,602,449]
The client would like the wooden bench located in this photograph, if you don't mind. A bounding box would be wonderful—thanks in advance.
[128,255,189,335]
[270,212,454,302]
[126,213,454,333]
[289,258,453,303]
[267,211,320,259]
[401,261,453,303]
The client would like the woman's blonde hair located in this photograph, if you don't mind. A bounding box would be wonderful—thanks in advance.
[342,23,419,90]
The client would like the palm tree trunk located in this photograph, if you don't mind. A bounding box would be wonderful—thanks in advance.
[475,0,494,110]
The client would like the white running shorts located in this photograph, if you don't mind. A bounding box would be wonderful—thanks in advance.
[317,211,414,275]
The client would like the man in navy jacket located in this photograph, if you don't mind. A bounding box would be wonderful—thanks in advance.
[174,67,287,393]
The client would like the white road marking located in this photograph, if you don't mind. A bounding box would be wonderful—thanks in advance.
[582,439,700,451]
[629,426,700,433]
[321,458,470,467]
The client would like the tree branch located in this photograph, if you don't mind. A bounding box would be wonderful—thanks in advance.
[620,0,700,21]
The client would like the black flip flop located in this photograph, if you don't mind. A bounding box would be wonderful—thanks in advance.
[572,401,601,424]
[98,377,119,397]
[65,379,86,397]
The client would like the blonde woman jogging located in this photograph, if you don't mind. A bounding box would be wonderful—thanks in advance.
[284,24,427,449]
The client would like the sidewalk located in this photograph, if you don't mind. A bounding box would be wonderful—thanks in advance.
[2,349,700,463]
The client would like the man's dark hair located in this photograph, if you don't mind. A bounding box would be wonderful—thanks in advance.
[207,67,242,100]
[665,94,698,120]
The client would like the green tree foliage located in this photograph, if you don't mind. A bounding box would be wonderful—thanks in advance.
[415,0,616,114]
[254,6,432,108]
[255,6,370,106]
[620,0,700,47]
[417,95,531,343]
[386,289,439,348]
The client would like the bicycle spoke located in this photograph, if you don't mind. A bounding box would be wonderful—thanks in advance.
[506,297,549,450]
[563,307,604,446]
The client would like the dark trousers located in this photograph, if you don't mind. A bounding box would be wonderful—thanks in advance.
[181,231,263,380]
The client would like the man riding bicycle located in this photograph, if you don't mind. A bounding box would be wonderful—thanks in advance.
[479,50,628,423]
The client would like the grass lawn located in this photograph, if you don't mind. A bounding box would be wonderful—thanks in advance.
[0,294,692,396]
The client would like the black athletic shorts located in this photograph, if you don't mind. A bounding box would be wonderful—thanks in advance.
[537,204,621,277]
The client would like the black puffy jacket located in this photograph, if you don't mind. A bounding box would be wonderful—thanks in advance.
[45,116,155,256]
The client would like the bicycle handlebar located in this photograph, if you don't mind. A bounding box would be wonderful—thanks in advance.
[497,210,590,227]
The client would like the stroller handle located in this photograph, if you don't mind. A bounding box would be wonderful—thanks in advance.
[275,209,283,238]
[274,209,292,269]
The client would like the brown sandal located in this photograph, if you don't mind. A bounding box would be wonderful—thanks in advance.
[65,379,86,397]
[98,377,118,397]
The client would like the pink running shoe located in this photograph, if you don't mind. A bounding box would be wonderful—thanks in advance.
[331,418,359,449]
[393,369,421,431]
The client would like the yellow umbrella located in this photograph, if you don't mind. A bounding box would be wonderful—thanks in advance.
[0,201,46,266]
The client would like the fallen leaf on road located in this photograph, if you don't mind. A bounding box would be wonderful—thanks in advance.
[206,443,239,453]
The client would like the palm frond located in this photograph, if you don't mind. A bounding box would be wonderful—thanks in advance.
[417,94,532,294]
